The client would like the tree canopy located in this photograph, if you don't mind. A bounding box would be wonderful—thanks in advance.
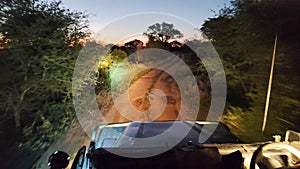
[144,22,183,42]
[0,1,89,167]
[201,0,300,141]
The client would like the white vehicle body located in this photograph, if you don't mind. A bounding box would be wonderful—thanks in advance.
[63,121,300,169]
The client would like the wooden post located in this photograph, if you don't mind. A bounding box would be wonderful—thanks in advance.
[262,34,278,132]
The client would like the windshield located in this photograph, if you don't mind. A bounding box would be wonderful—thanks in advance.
[94,121,242,149]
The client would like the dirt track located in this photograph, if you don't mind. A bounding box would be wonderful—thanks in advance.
[104,58,197,122]
[106,69,179,122]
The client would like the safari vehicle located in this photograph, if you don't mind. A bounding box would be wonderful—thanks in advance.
[48,120,300,169]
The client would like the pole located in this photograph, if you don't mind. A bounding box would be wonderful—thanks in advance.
[262,33,278,132]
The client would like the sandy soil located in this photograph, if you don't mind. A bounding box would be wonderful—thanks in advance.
[105,62,196,122]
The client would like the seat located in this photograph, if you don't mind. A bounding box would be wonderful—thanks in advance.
[92,146,223,169]
[221,150,243,169]
[92,148,176,169]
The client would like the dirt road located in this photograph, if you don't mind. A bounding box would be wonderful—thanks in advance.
[104,58,197,122]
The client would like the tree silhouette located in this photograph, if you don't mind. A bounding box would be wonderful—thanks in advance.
[144,22,183,42]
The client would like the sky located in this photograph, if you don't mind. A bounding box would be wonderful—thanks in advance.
[61,0,230,44]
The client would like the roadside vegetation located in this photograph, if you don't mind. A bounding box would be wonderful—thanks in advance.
[0,0,89,168]
[201,0,300,142]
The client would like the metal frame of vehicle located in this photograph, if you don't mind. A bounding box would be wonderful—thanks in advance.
[49,121,300,169]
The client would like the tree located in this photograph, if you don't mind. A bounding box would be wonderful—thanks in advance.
[108,39,144,63]
[0,0,89,151]
[201,0,300,141]
[144,22,183,42]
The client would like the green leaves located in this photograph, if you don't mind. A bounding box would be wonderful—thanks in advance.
[0,0,89,150]
[144,22,183,42]
[203,0,300,141]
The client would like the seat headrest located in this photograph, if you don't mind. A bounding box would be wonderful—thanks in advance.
[92,147,223,169]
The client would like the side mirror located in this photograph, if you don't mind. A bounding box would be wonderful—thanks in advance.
[48,151,70,169]
[71,146,86,169]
